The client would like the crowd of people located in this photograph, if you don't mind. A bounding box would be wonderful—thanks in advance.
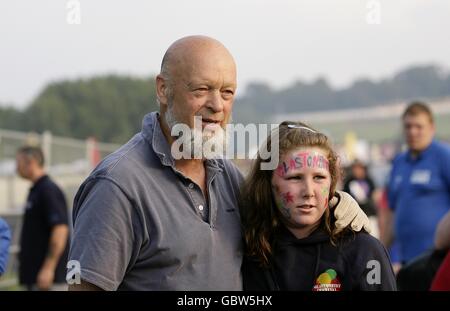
[1,36,449,291]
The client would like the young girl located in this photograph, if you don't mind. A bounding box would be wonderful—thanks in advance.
[241,121,396,291]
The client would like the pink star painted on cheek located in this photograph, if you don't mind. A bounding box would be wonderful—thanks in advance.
[281,192,294,205]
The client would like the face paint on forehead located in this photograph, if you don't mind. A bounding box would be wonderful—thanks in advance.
[275,150,330,177]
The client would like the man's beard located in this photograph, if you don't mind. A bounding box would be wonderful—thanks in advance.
[165,104,229,159]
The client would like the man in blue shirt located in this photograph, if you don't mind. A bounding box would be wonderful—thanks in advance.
[386,102,450,264]
[0,217,11,276]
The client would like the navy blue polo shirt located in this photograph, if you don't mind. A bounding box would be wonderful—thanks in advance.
[388,140,450,262]
[19,175,69,285]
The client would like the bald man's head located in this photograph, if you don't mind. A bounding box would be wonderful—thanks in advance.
[155,36,237,150]
[160,36,235,82]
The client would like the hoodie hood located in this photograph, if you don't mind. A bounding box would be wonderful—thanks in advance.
[276,225,330,246]
[262,225,334,290]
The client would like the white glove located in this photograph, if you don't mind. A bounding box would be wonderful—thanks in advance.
[330,190,372,234]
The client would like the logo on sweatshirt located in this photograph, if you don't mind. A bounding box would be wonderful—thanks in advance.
[313,269,342,291]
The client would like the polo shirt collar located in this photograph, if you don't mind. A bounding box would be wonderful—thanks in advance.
[407,139,436,162]
[31,174,48,190]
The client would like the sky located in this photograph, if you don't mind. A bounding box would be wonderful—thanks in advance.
[1,0,450,108]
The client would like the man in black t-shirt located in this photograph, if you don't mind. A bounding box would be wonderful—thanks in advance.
[16,146,69,291]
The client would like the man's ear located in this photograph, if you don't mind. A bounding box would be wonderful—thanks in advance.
[156,74,169,108]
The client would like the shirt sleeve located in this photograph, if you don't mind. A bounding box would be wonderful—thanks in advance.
[0,218,11,275]
[42,183,69,227]
[68,177,143,291]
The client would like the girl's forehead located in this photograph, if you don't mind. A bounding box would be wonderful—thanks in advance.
[282,146,328,159]
[274,146,331,178]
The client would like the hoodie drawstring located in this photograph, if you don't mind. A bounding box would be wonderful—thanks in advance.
[313,244,322,280]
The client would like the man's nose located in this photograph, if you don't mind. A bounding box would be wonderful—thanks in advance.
[206,90,224,113]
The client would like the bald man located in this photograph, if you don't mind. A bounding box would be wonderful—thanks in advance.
[68,36,370,291]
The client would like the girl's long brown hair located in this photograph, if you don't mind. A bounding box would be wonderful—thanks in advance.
[240,121,343,267]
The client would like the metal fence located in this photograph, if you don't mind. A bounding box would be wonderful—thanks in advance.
[0,129,120,289]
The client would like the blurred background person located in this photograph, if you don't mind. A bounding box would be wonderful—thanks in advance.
[343,160,379,238]
[385,102,450,268]
[16,146,69,291]
[0,217,11,277]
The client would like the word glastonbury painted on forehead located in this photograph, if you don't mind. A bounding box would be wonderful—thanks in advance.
[276,152,329,177]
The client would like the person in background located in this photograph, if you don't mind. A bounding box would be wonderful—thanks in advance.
[0,217,11,277]
[386,102,450,265]
[343,160,379,238]
[16,146,70,290]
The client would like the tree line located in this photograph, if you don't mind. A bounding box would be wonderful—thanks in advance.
[1,65,449,143]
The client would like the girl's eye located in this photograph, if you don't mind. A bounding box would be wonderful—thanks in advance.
[314,175,326,180]
[286,176,301,180]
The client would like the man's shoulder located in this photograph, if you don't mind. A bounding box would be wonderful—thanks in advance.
[389,153,407,179]
[38,175,64,194]
[75,132,162,204]
[91,133,153,179]
[432,140,450,157]
[392,151,408,166]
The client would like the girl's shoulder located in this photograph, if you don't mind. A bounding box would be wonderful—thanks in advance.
[339,230,388,259]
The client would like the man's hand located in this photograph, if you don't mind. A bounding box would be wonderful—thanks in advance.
[37,265,55,290]
[330,190,372,234]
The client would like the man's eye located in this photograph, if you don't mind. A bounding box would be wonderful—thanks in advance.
[221,90,234,99]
